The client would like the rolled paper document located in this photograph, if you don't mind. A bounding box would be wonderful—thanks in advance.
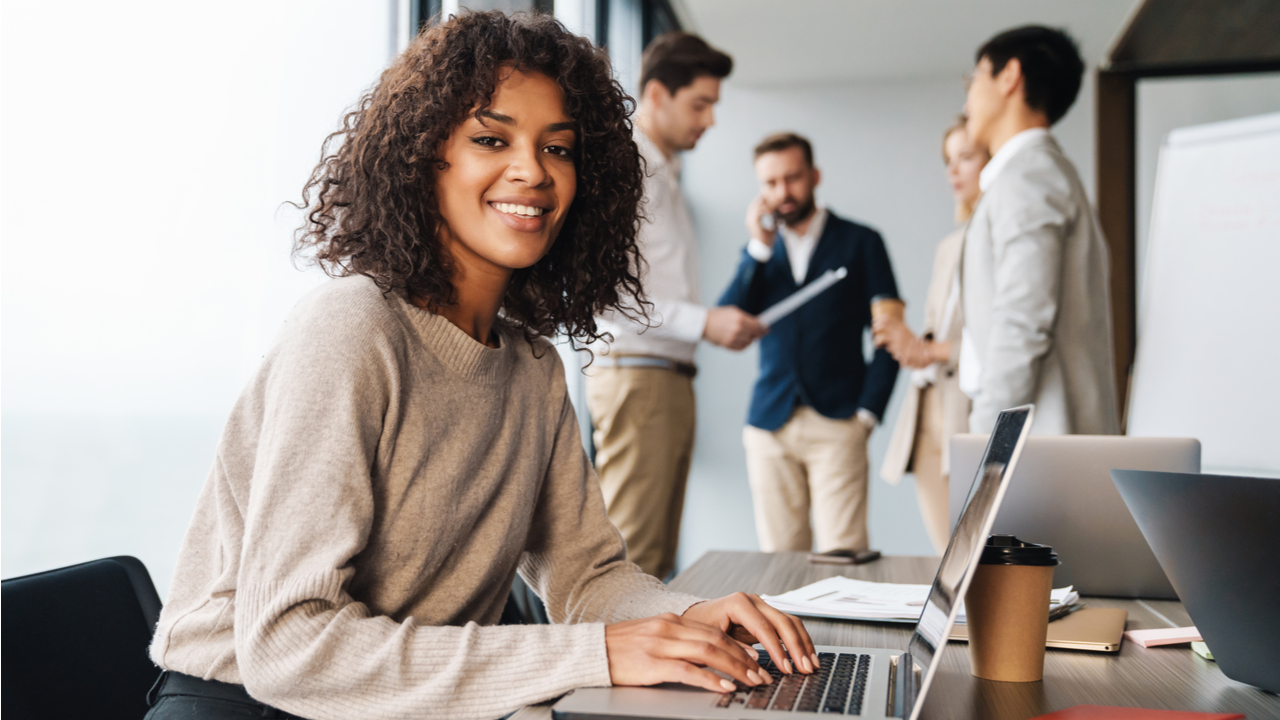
[758,266,848,327]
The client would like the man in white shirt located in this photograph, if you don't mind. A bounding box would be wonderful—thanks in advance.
[588,33,763,579]
[960,26,1120,435]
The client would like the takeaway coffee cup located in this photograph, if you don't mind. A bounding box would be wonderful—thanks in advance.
[870,294,905,324]
[964,534,1060,682]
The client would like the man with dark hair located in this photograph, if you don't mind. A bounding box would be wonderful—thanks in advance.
[960,25,1119,435]
[589,32,761,579]
[718,132,900,554]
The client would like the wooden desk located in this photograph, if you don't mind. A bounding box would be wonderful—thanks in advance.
[513,552,1277,719]
[666,552,1279,720]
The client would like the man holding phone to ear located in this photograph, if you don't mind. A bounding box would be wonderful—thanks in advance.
[719,132,900,556]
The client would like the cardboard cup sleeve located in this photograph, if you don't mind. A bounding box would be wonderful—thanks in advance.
[964,534,1060,682]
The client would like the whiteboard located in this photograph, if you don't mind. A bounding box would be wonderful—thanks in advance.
[1127,112,1280,475]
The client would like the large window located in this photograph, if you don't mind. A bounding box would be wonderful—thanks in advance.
[1,2,406,592]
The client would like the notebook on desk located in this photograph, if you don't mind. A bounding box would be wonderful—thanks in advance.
[552,405,1035,720]
[949,607,1127,652]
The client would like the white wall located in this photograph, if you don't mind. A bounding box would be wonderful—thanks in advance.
[674,72,1100,568]
[1,1,396,593]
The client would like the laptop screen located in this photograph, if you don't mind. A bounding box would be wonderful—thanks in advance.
[903,405,1033,720]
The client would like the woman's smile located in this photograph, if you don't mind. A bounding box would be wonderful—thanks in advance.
[487,197,552,232]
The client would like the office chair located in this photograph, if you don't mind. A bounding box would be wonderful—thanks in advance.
[2,556,164,720]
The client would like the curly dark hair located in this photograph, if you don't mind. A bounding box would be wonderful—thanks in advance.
[293,10,647,345]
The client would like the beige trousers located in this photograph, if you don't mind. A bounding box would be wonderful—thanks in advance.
[911,385,951,554]
[743,406,871,553]
[585,367,695,580]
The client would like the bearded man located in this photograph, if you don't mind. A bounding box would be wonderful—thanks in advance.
[718,132,901,554]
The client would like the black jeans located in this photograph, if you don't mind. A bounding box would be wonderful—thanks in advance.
[145,669,519,719]
[145,671,311,720]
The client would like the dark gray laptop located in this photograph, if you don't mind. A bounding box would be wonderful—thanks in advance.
[950,435,1200,599]
[553,405,1035,720]
[1111,469,1280,694]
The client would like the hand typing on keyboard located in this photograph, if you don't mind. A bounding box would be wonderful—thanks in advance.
[717,651,872,715]
[605,592,817,694]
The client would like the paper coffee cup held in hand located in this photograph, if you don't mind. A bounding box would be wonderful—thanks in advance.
[870,294,905,323]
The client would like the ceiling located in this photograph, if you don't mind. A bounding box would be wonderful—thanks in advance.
[672,0,1143,86]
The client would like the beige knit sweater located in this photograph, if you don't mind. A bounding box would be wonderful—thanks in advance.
[150,276,703,720]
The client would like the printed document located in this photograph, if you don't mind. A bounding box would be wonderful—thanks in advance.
[762,576,1078,623]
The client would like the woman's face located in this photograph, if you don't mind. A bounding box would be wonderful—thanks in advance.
[944,127,987,209]
[434,68,577,280]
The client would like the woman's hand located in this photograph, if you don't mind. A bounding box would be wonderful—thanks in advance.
[871,316,915,353]
[682,592,818,675]
[605,613,771,693]
[873,317,934,369]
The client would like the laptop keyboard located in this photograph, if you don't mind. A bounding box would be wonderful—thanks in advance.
[715,651,872,714]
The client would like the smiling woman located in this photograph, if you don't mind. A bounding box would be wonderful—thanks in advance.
[142,10,815,720]
[431,69,580,344]
[295,11,646,347]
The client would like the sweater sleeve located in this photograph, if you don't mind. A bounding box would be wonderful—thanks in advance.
[229,305,667,720]
[520,380,704,623]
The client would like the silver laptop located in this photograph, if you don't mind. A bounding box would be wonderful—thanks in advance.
[553,405,1034,720]
[949,435,1199,599]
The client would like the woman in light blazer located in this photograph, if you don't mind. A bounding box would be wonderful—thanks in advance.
[874,119,988,554]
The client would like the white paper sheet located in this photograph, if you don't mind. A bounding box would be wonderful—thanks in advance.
[762,576,1077,624]
[757,266,848,327]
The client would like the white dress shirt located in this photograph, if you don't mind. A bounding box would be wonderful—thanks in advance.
[592,130,707,363]
[959,127,1050,398]
[746,206,829,284]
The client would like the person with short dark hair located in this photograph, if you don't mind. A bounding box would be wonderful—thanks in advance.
[959,25,1119,435]
[718,132,900,554]
[588,32,761,580]
[145,13,815,720]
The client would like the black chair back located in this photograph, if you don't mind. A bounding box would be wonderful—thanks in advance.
[2,556,163,720]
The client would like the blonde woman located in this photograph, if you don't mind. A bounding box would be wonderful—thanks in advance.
[874,119,988,554]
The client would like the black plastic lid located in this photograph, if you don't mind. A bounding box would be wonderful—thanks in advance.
[978,534,1060,566]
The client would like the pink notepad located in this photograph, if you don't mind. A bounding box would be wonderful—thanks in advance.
[1122,626,1202,648]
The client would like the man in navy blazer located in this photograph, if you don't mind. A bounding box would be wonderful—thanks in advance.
[719,133,900,553]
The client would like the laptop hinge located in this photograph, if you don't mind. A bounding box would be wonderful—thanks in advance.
[888,652,917,719]
[886,654,899,718]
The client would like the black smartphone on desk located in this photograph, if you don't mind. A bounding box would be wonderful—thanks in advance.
[808,548,882,565]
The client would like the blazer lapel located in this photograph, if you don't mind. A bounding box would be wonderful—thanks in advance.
[773,230,799,289]
[802,213,840,285]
